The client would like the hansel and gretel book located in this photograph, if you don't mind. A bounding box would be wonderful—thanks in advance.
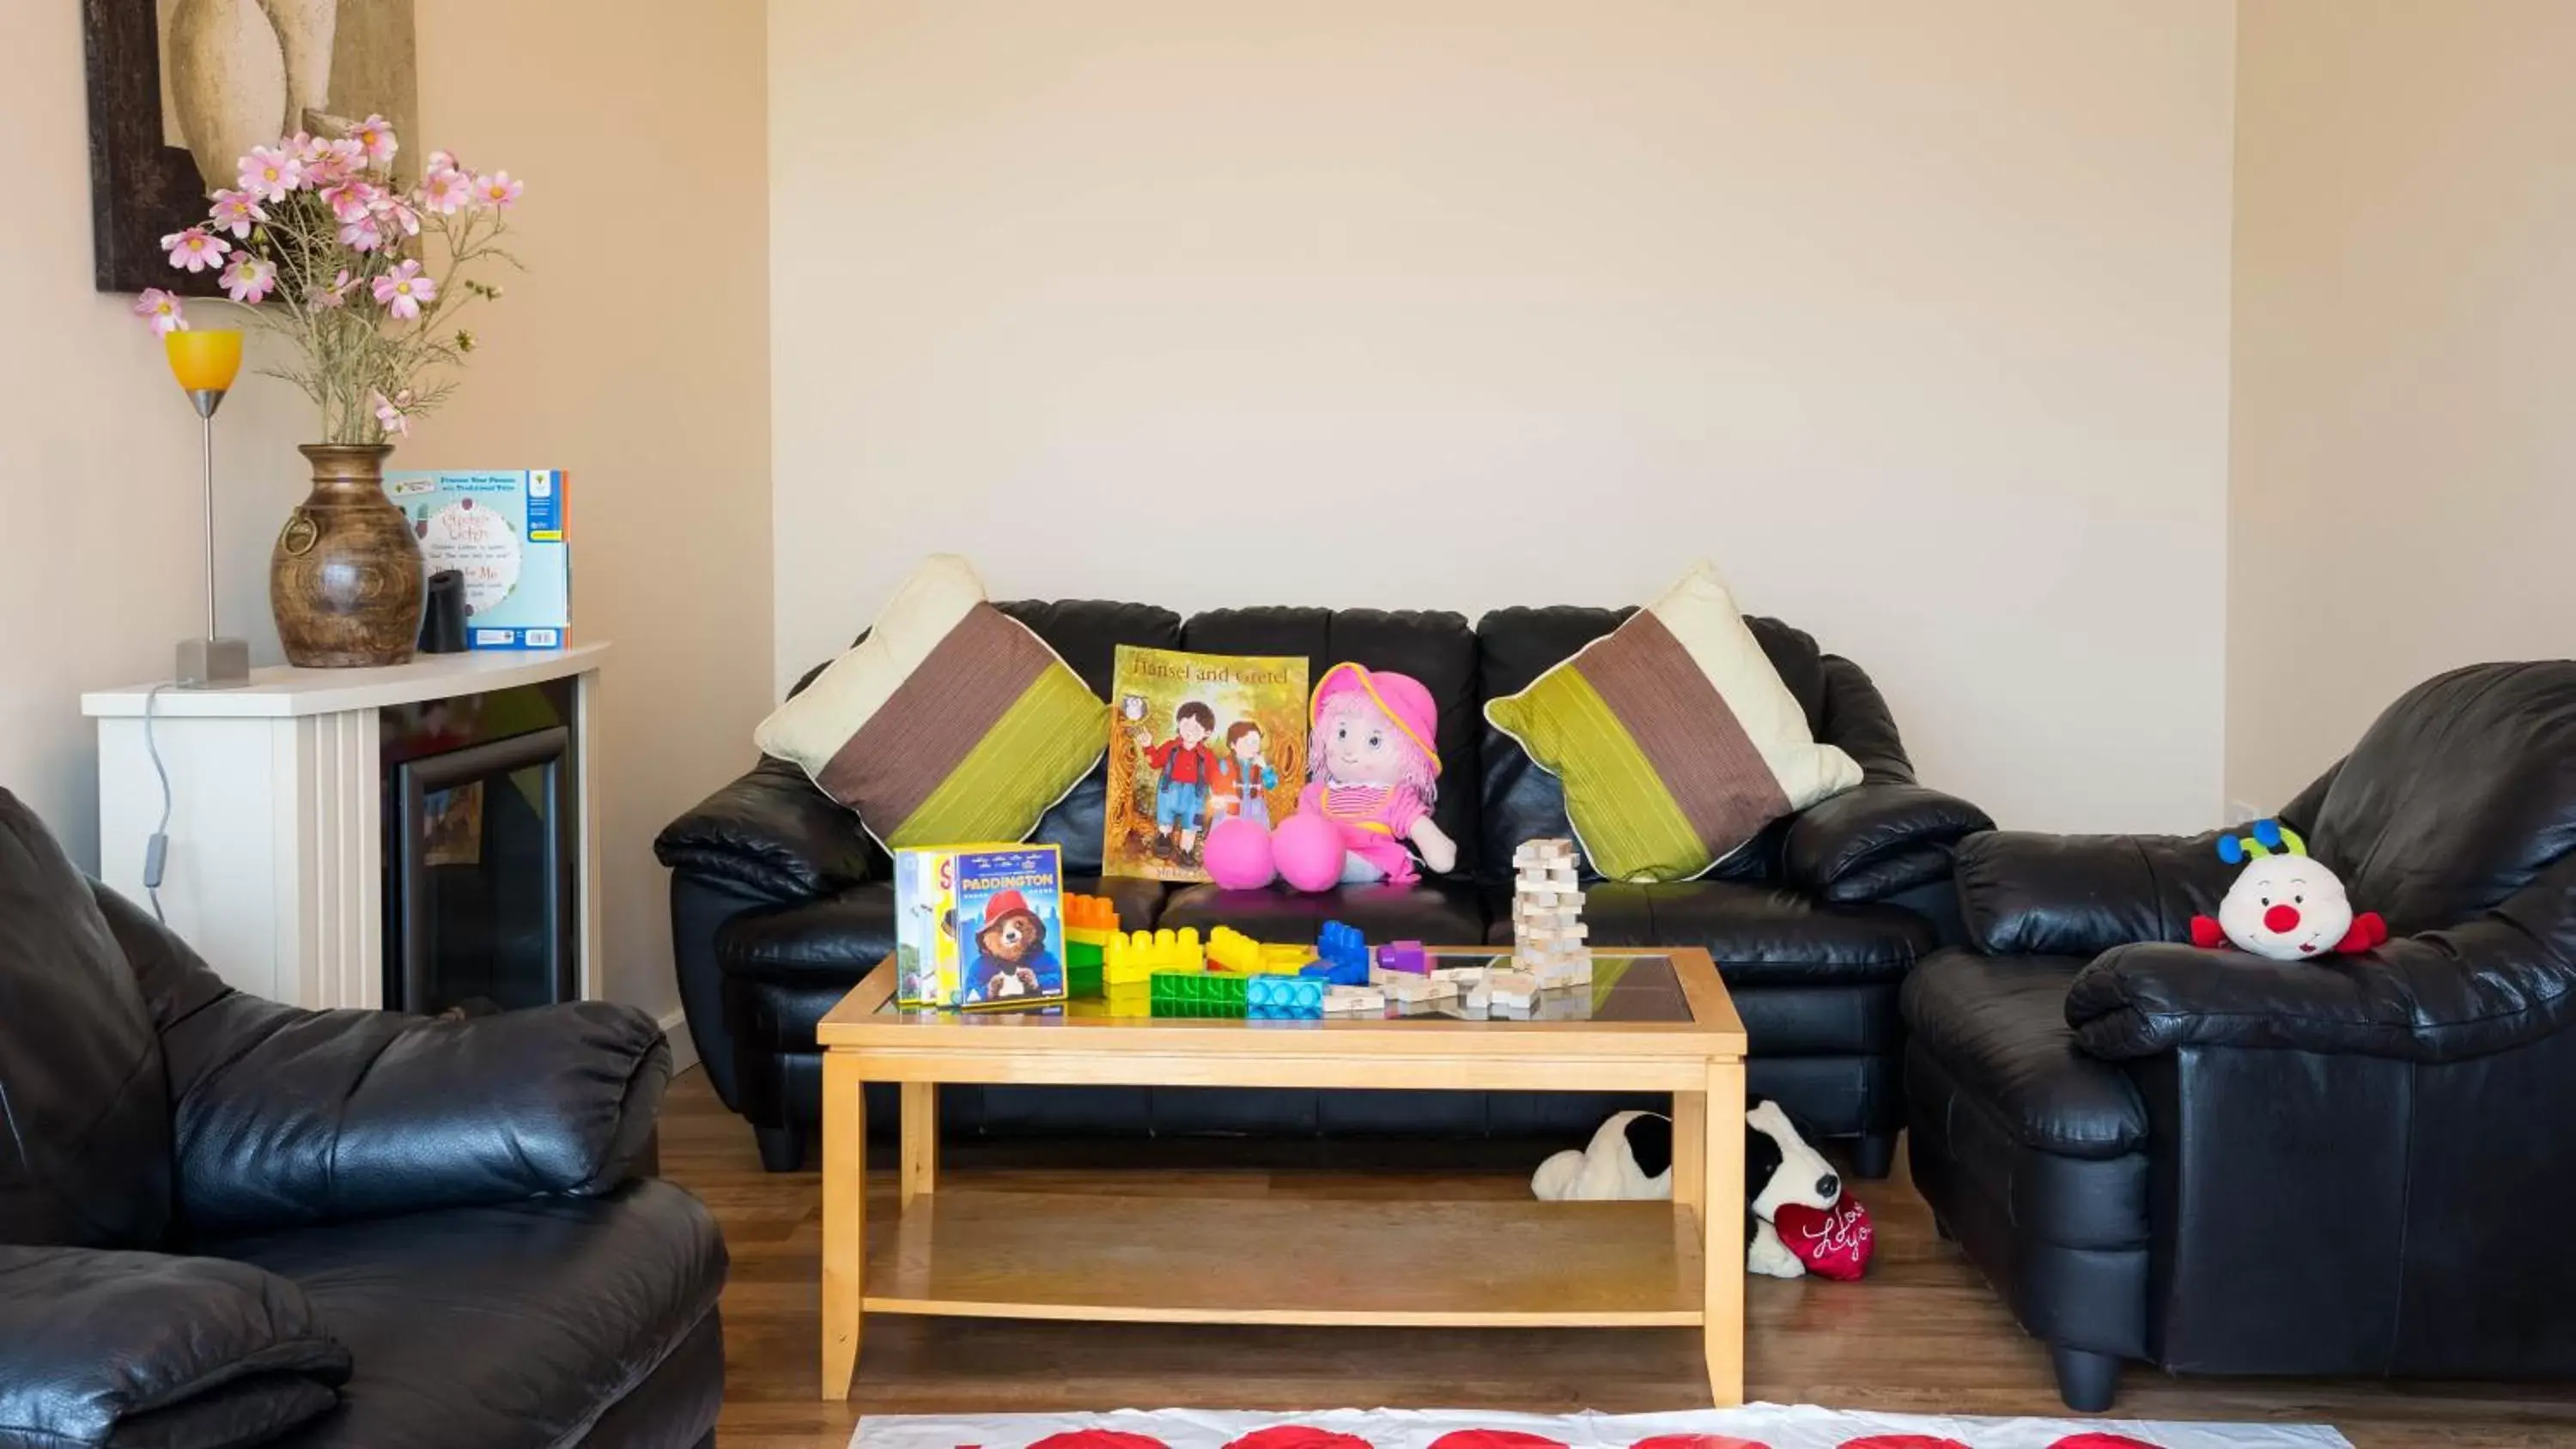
[1103,646,1308,882]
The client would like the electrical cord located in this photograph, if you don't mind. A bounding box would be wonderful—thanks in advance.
[144,683,174,923]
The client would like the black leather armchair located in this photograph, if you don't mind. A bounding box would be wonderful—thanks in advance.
[1904,662,2576,1410]
[0,790,726,1449]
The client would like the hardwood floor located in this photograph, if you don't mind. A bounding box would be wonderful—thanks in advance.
[660,1069,2576,1447]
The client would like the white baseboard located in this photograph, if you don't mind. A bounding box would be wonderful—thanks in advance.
[659,1007,700,1076]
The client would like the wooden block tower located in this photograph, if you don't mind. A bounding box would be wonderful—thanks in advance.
[1510,838,1592,988]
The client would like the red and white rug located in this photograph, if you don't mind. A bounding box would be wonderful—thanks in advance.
[854,1406,2349,1449]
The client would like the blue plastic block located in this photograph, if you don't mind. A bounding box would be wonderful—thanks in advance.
[1308,921,1372,986]
[1246,974,1325,1020]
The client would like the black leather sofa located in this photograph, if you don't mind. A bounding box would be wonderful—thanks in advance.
[1903,662,2576,1410]
[660,601,1990,1175]
[0,789,726,1449]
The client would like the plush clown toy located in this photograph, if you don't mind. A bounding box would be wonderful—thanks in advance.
[2189,819,2389,961]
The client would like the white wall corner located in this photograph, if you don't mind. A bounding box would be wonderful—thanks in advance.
[659,1007,700,1076]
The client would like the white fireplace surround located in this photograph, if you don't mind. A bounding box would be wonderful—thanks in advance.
[83,644,608,1011]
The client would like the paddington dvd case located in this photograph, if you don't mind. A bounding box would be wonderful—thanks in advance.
[893,843,1066,1009]
[383,469,571,650]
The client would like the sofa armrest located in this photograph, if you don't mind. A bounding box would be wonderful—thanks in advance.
[0,1245,351,1449]
[1954,829,2241,957]
[98,885,671,1236]
[653,755,881,901]
[2069,866,2576,1063]
[1783,781,1993,903]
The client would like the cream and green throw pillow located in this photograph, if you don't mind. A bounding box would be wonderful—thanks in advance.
[1485,561,1862,883]
[756,555,1108,852]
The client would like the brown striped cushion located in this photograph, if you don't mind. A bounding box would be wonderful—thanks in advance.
[1485,561,1861,882]
[756,556,1107,850]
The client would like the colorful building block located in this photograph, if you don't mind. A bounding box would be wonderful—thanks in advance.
[1245,974,1326,1019]
[1063,894,1123,989]
[1150,969,1248,1018]
[1105,926,1206,985]
[1376,940,1429,975]
[1206,926,1314,976]
[1303,921,1371,986]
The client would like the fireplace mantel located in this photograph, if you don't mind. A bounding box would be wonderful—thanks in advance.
[83,645,608,1010]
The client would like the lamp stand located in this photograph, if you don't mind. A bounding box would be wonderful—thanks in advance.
[178,390,251,689]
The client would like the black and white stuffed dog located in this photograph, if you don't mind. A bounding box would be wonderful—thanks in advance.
[1531,1098,1842,1280]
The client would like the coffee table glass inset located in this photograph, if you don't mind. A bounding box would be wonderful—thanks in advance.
[872,949,1697,1024]
[817,947,1748,1404]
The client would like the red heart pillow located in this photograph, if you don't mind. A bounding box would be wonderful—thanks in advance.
[1770,1195,1874,1280]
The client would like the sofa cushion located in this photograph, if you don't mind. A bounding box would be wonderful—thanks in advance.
[1506,881,1931,988]
[719,876,1163,986]
[754,556,1109,852]
[1473,606,1835,887]
[222,1182,725,1449]
[1182,608,1482,876]
[1901,949,2148,1161]
[1158,878,1486,946]
[1485,563,1862,886]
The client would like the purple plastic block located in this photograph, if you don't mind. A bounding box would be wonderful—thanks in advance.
[1377,940,1429,975]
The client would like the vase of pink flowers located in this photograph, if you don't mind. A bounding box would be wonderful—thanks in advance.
[137,115,526,667]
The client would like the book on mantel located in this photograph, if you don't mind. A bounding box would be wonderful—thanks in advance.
[383,469,571,650]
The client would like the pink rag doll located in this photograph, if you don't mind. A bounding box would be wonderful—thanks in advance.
[1202,663,1458,893]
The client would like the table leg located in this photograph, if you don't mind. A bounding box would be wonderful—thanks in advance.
[821,1050,866,1400]
[900,1082,939,1206]
[1670,1089,1706,1230]
[1704,1056,1747,1406]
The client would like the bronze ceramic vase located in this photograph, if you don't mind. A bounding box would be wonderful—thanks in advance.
[271,443,425,667]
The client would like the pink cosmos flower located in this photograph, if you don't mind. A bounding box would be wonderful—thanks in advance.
[337,212,386,252]
[471,171,524,209]
[350,114,399,166]
[302,137,366,188]
[161,227,230,272]
[372,389,416,438]
[219,255,278,303]
[381,197,422,239]
[321,179,381,225]
[236,145,303,202]
[308,268,356,309]
[426,149,459,175]
[371,259,437,320]
[290,131,325,163]
[208,188,266,239]
[418,168,472,215]
[133,288,189,336]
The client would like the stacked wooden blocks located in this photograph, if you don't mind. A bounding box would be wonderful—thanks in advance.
[1510,838,1592,990]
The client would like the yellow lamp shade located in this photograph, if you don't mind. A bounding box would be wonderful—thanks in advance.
[165,329,243,393]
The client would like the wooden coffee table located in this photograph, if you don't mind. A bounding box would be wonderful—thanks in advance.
[814,947,1748,1403]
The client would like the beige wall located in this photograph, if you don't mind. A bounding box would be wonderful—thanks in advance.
[2227,0,2576,812]
[769,1,2240,833]
[0,0,771,1018]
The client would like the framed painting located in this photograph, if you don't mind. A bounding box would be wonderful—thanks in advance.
[84,0,418,294]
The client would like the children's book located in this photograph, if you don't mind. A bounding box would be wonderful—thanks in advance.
[952,845,1066,1009]
[383,469,571,650]
[1102,647,1309,882]
[896,843,1067,1009]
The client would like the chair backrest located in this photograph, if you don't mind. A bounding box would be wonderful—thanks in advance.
[0,791,173,1249]
[2307,662,2576,933]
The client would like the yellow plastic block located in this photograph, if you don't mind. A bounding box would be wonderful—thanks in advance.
[1104,926,1205,984]
[1206,925,1319,976]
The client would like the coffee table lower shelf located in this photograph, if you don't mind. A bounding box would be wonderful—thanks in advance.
[860,1189,1704,1327]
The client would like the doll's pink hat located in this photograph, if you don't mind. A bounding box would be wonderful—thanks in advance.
[1311,663,1441,776]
